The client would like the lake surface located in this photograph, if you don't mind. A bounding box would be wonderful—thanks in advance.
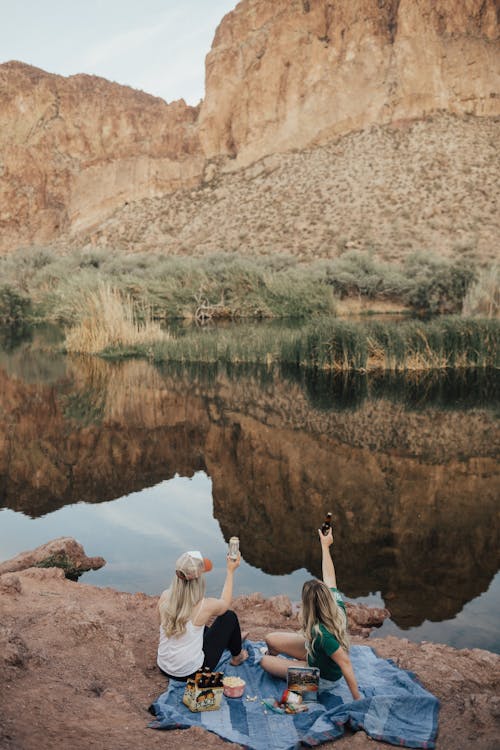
[0,326,499,652]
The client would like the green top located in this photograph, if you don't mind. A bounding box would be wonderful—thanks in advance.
[306,588,347,682]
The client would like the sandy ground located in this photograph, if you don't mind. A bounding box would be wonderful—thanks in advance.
[1,563,499,750]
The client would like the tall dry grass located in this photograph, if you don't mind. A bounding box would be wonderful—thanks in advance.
[462,266,499,318]
[64,284,168,354]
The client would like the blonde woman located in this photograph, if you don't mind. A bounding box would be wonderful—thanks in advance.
[157,549,248,681]
[260,529,361,700]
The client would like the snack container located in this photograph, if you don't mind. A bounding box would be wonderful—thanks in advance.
[287,666,320,702]
[223,677,246,698]
[183,674,224,712]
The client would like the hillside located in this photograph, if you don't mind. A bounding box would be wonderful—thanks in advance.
[0,0,499,257]
[67,113,499,264]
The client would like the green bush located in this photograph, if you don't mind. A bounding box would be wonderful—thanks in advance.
[402,253,476,314]
[0,247,481,322]
[323,250,476,313]
[324,251,409,299]
[0,285,31,324]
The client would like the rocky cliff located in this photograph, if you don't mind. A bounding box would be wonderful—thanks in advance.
[0,0,499,254]
[200,0,500,165]
[0,62,203,250]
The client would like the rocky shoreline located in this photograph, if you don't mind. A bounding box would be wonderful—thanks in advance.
[1,540,499,750]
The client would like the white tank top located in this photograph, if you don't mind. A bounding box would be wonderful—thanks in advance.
[157,601,205,678]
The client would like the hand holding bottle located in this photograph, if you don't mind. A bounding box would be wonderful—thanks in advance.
[226,552,241,572]
[319,527,333,547]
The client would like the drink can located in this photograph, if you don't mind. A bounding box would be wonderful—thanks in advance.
[228,536,240,560]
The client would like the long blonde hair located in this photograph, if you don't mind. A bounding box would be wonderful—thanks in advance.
[159,574,206,638]
[301,579,349,656]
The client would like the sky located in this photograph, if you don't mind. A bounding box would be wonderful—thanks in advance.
[0,0,237,104]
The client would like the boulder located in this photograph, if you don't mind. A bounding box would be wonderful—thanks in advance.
[0,537,105,580]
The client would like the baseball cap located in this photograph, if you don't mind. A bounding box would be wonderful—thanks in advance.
[175,550,213,581]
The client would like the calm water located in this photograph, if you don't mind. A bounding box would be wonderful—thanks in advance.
[0,326,499,652]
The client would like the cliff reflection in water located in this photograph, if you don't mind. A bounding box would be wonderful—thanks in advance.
[0,349,498,630]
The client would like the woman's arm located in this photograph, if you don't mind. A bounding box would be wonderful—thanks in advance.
[331,648,361,700]
[319,528,337,588]
[200,554,241,620]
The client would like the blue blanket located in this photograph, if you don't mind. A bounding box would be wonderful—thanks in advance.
[149,643,439,749]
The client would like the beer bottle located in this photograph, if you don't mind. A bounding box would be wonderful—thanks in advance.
[321,511,332,536]
[203,667,212,687]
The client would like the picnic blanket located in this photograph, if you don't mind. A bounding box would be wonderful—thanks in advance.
[149,642,439,749]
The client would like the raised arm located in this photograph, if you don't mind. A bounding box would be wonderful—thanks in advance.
[200,553,241,620]
[319,528,337,588]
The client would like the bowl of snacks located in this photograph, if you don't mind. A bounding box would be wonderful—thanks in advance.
[223,676,246,699]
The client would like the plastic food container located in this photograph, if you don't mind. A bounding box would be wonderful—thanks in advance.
[223,677,246,698]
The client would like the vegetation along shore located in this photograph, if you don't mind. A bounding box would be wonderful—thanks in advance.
[1,248,497,372]
[1,247,498,325]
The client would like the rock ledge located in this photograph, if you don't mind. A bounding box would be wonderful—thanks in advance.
[0,542,499,750]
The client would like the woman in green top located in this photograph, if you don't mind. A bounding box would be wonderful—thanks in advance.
[260,527,360,701]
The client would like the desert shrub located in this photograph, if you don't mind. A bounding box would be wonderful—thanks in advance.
[0,285,31,324]
[0,247,481,322]
[324,251,409,299]
[402,253,476,314]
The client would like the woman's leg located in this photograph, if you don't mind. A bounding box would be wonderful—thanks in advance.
[265,632,307,659]
[260,655,308,680]
[202,610,248,670]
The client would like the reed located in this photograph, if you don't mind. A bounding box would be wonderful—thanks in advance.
[462,265,499,318]
[64,284,168,354]
[118,317,499,372]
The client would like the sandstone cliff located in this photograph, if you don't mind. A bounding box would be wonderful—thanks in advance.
[200,0,500,166]
[0,62,203,250]
[1,0,499,254]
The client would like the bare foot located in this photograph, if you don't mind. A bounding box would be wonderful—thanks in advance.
[241,631,250,642]
[230,648,249,666]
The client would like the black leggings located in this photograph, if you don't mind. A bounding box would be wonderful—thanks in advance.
[202,609,243,670]
[159,610,243,682]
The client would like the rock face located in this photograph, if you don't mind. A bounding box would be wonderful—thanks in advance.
[79,114,500,262]
[0,1,499,253]
[199,0,500,166]
[0,62,203,251]
[0,564,499,750]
